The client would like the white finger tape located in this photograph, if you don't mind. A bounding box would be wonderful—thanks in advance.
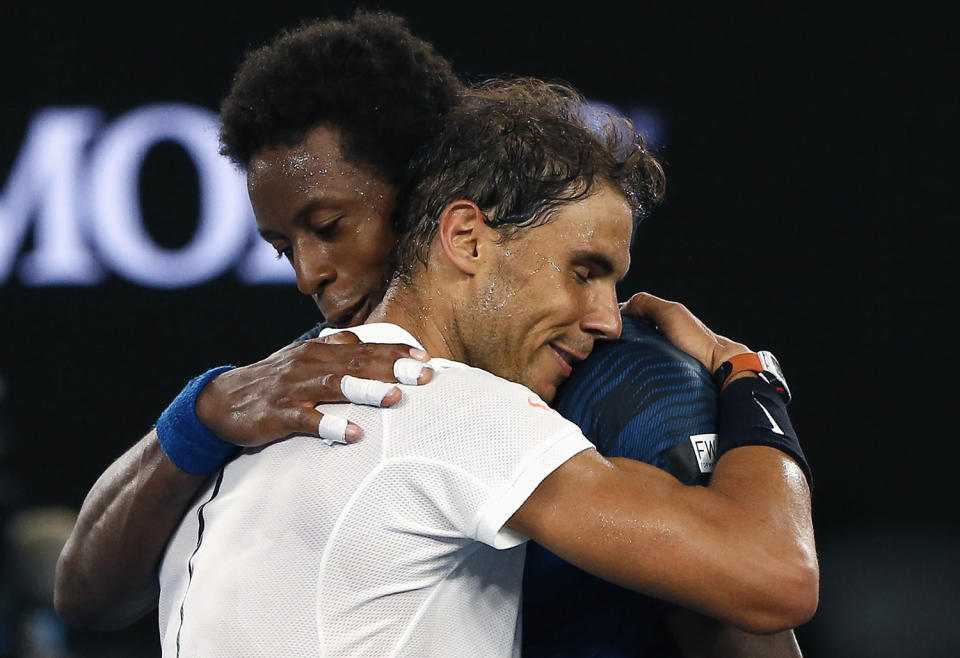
[317,414,349,446]
[394,358,428,385]
[340,375,396,407]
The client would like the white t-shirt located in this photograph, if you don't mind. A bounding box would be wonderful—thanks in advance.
[158,323,595,657]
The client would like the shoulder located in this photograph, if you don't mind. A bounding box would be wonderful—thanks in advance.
[390,363,588,468]
[554,314,717,460]
[604,314,712,383]
[415,363,578,435]
[557,315,713,408]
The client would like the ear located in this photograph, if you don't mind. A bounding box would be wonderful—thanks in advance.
[437,200,493,276]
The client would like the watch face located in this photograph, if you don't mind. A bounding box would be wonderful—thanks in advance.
[757,350,783,378]
[757,350,791,403]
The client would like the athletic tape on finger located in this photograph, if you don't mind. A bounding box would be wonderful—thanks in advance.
[394,358,429,385]
[317,414,349,446]
[340,375,396,407]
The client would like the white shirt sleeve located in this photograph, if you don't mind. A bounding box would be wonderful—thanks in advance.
[471,427,594,548]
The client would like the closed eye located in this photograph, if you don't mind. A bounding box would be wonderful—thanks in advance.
[569,251,622,283]
[311,215,343,238]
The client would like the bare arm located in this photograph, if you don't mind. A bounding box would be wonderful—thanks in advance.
[510,444,816,634]
[54,334,431,629]
[509,293,818,634]
[667,608,804,658]
[54,431,204,629]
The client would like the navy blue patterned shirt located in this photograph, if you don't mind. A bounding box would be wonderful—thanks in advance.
[522,314,718,657]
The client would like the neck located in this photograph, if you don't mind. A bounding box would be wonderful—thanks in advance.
[366,277,465,362]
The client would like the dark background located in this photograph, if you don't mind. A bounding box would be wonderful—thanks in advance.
[1,2,956,656]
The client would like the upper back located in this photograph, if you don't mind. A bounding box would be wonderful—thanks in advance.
[159,324,590,657]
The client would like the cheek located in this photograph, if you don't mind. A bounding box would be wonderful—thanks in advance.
[344,222,396,273]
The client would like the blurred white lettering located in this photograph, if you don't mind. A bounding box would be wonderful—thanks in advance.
[1,101,658,288]
[88,105,248,288]
[0,104,294,288]
[0,108,104,284]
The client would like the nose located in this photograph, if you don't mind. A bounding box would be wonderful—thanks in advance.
[293,245,336,296]
[580,287,623,340]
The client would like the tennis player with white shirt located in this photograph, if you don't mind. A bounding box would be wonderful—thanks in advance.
[158,80,816,656]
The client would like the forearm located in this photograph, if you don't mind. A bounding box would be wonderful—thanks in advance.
[645,374,816,630]
[667,608,803,657]
[54,338,430,629]
[577,294,818,629]
[513,435,816,633]
[605,447,816,632]
[54,429,206,629]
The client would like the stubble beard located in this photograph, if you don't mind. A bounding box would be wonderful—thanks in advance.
[452,271,529,388]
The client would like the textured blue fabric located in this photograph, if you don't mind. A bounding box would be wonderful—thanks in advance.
[295,321,335,342]
[522,314,719,657]
[156,366,238,476]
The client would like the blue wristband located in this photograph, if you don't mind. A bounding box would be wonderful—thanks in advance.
[156,366,238,475]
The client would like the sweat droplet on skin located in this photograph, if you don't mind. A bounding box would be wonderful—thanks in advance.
[287,152,310,170]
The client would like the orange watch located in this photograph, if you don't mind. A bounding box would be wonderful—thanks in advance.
[712,350,791,404]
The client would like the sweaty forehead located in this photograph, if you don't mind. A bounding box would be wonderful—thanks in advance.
[560,187,634,271]
[246,126,396,222]
[247,128,366,190]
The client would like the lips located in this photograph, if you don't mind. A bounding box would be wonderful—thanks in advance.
[549,343,587,378]
[325,297,369,328]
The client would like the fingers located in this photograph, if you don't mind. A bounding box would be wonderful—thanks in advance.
[620,292,698,334]
[393,358,434,385]
[620,292,674,322]
[336,354,435,404]
[619,292,750,371]
[340,375,401,407]
[300,341,430,385]
[270,407,361,446]
[316,413,353,446]
[319,331,361,345]
[338,356,434,408]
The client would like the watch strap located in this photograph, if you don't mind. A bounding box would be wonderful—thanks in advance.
[713,352,763,391]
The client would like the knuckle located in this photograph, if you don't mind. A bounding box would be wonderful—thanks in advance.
[316,373,339,391]
[303,340,331,357]
[292,407,313,427]
[346,356,364,373]
[276,366,296,385]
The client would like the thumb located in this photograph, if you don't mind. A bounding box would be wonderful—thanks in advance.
[318,330,361,345]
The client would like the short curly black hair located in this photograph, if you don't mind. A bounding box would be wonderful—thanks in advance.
[219,10,462,186]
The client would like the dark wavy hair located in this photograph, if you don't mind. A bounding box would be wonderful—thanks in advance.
[392,78,666,280]
[218,10,462,186]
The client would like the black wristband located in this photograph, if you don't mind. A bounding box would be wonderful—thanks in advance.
[717,376,812,489]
